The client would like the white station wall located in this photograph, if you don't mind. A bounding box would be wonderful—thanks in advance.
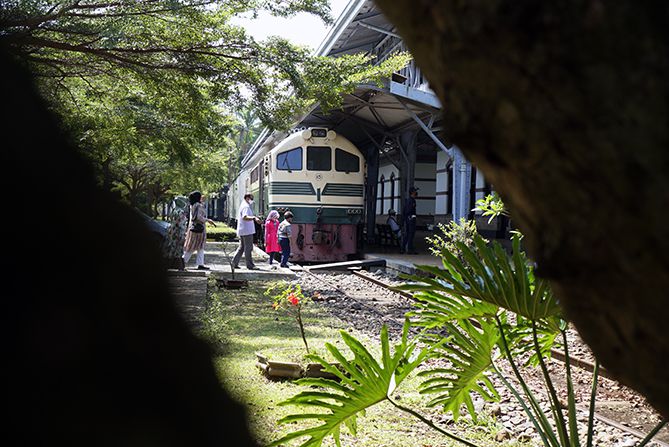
[376,164,400,216]
[435,151,450,219]
[415,163,436,216]
[376,162,436,219]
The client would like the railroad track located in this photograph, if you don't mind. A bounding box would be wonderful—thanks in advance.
[304,269,669,447]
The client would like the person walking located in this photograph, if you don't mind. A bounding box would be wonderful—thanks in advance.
[183,191,217,269]
[402,186,419,254]
[264,210,281,265]
[232,193,261,269]
[277,211,294,268]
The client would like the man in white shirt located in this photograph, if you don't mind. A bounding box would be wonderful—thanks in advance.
[232,194,261,269]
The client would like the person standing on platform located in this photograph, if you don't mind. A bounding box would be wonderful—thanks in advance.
[264,210,281,265]
[162,196,189,270]
[402,186,419,254]
[183,191,217,269]
[277,211,294,268]
[232,193,261,270]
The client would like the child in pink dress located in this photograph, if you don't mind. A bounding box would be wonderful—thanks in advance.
[264,210,281,265]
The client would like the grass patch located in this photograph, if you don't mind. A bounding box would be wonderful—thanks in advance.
[198,281,525,447]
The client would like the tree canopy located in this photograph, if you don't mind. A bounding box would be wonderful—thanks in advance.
[1,0,409,211]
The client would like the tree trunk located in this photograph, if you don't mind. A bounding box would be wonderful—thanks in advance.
[101,157,113,192]
[375,0,669,418]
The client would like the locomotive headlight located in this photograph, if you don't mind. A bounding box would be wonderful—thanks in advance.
[311,128,327,138]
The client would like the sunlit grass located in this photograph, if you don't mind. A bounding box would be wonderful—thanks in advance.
[198,281,529,447]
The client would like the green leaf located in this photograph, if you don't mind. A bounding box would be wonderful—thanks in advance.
[404,234,562,321]
[270,319,432,447]
[418,320,500,422]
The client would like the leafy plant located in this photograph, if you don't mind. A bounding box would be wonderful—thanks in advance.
[270,320,476,447]
[426,218,484,263]
[401,234,665,447]
[472,192,509,224]
[274,233,667,447]
[266,282,312,353]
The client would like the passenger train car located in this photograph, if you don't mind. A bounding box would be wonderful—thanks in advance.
[228,128,365,262]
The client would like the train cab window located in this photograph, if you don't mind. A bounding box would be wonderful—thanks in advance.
[335,148,360,173]
[307,146,331,171]
[276,147,302,171]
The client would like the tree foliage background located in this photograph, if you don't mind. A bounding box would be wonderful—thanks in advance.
[1,0,408,214]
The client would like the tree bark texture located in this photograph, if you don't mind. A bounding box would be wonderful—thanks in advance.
[375,0,669,418]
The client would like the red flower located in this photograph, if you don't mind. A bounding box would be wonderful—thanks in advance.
[288,294,299,306]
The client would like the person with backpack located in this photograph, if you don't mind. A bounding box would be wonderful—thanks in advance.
[183,191,217,269]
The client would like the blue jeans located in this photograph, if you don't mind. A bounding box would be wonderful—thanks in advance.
[279,238,291,267]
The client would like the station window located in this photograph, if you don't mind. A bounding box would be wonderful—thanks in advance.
[335,148,360,173]
[250,166,259,183]
[307,146,331,171]
[276,147,302,171]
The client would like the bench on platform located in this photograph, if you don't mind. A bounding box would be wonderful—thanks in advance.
[376,224,401,247]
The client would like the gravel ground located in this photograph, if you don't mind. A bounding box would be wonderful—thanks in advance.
[292,268,668,447]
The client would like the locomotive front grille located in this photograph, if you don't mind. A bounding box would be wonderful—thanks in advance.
[269,181,316,195]
[322,183,363,197]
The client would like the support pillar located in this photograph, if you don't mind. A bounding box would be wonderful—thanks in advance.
[398,130,418,217]
[451,145,472,221]
[364,145,379,244]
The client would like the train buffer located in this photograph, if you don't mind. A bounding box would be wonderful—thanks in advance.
[304,259,386,272]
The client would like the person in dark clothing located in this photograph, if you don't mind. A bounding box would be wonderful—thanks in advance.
[278,211,294,268]
[402,186,419,254]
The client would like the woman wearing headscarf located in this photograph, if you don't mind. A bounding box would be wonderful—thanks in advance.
[183,191,216,270]
[264,210,281,265]
[161,196,189,269]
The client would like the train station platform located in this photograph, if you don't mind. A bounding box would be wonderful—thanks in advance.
[168,242,296,281]
[362,229,443,275]
[364,249,442,275]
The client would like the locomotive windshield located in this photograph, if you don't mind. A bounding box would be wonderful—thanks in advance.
[335,148,360,173]
[307,146,331,171]
[276,147,302,171]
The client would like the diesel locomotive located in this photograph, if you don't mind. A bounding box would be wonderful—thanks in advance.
[228,128,365,262]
